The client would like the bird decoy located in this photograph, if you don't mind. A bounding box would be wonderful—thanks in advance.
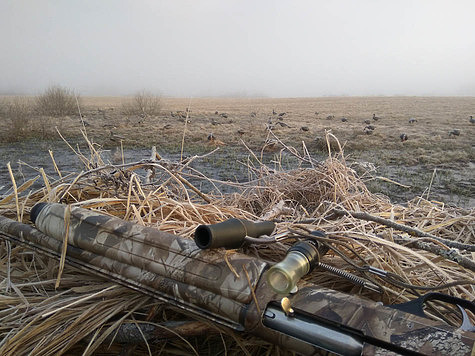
[177,111,187,118]
[363,127,373,135]
[278,112,286,117]
[449,129,461,137]
[207,133,225,146]
[276,122,291,128]
[364,119,371,125]
[400,133,408,142]
[250,112,257,118]
[470,115,475,124]
[409,118,417,124]
[178,117,191,123]
[211,118,218,125]
[163,124,172,129]
[272,109,277,115]
[301,126,310,132]
[364,125,375,131]
[263,139,278,152]
[111,147,123,165]
[110,131,125,142]
[373,113,381,121]
[265,123,275,131]
[220,113,228,118]
[326,115,335,120]
[237,129,245,136]
[341,117,348,122]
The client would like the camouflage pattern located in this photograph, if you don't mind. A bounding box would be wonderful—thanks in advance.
[1,204,474,355]
[250,280,475,355]
[34,203,266,304]
[0,212,250,329]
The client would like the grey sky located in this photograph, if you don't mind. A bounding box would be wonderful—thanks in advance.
[1,0,474,97]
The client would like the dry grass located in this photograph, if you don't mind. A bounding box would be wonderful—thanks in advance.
[0,127,474,354]
[1,95,473,162]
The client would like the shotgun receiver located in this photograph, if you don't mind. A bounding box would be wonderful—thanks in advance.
[0,203,474,355]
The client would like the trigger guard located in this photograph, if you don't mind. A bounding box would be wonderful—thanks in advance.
[391,292,475,331]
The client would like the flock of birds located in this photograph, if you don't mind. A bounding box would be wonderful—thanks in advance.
[100,107,474,147]
[267,110,472,143]
[205,110,474,146]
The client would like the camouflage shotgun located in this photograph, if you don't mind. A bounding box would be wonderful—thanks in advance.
[0,203,474,355]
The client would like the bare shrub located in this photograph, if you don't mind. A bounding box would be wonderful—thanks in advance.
[1,97,33,139]
[36,85,78,117]
[122,90,161,116]
[0,98,5,116]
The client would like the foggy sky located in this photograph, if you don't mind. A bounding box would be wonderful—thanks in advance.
[1,0,474,97]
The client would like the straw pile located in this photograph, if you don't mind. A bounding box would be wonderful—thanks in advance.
[0,132,473,355]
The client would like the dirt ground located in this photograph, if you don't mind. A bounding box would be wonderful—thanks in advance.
[0,96,474,206]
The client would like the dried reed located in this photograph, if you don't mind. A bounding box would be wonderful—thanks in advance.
[0,131,473,355]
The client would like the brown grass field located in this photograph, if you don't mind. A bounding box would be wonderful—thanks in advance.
[0,96,474,206]
[77,96,474,156]
[2,95,473,154]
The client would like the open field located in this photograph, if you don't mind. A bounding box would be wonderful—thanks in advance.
[74,96,475,156]
[0,96,474,206]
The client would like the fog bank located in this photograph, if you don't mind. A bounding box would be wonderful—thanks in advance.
[1,1,474,97]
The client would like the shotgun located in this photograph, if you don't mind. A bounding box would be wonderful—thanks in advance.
[0,203,473,355]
